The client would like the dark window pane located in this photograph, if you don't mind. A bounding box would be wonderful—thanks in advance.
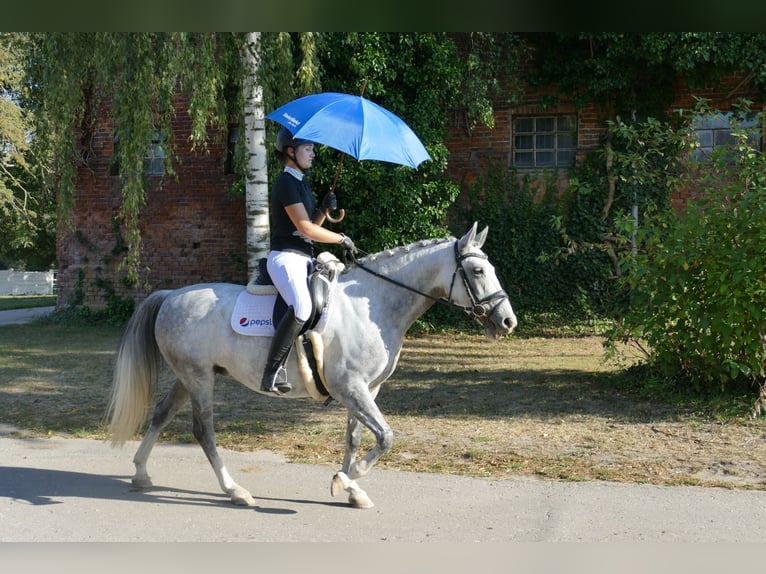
[515,118,534,132]
[536,134,554,149]
[557,150,575,166]
[714,129,734,146]
[536,117,554,132]
[696,130,713,147]
[557,133,574,148]
[558,116,576,131]
[536,151,554,166]
[515,134,534,149]
[514,151,534,166]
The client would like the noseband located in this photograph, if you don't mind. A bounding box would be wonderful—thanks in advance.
[445,241,509,321]
[354,241,509,322]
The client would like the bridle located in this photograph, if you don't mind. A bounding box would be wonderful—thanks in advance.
[351,241,509,323]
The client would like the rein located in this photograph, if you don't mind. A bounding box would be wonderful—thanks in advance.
[350,241,508,321]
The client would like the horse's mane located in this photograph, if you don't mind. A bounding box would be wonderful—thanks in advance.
[344,236,455,273]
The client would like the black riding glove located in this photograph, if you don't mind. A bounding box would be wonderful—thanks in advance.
[338,234,357,255]
[319,192,338,212]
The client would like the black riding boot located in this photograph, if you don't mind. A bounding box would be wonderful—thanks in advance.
[260,307,305,394]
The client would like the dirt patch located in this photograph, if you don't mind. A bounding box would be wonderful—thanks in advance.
[367,335,766,488]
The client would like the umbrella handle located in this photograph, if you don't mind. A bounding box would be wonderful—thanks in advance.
[324,81,363,226]
[324,207,346,223]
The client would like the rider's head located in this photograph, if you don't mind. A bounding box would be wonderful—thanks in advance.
[275,127,315,172]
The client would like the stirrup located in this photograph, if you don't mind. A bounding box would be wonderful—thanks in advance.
[261,365,292,395]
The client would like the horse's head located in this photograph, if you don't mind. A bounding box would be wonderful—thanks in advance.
[454,223,518,338]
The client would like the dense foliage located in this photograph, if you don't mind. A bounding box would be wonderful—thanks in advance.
[606,102,766,397]
[529,33,766,117]
[448,162,616,330]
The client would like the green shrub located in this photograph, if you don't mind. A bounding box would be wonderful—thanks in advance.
[449,162,614,328]
[607,103,766,396]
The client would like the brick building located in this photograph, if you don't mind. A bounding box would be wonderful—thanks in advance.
[56,61,763,310]
[55,98,246,310]
[444,73,763,209]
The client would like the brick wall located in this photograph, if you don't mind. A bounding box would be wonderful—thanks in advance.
[56,99,246,310]
[444,70,762,209]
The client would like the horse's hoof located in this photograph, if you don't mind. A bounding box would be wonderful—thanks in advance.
[349,492,374,509]
[229,486,256,506]
[232,494,256,507]
[131,476,153,489]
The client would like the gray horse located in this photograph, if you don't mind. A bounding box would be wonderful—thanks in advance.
[107,223,517,508]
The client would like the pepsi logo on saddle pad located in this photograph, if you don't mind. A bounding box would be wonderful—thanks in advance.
[231,290,277,336]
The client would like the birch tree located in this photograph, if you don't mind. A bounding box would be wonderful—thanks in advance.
[241,32,270,273]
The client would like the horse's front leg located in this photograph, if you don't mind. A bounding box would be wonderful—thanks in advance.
[188,381,256,507]
[331,387,393,509]
[331,415,374,508]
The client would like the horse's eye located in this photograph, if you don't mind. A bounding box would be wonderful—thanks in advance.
[473,267,484,276]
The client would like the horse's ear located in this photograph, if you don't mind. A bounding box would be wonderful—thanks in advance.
[458,222,479,252]
[476,225,488,248]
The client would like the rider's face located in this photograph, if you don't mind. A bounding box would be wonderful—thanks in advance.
[292,143,315,171]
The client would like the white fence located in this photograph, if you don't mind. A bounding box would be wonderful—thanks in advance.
[0,270,56,296]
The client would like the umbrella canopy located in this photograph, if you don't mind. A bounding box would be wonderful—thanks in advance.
[266,92,431,169]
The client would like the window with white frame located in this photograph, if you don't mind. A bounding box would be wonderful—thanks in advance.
[143,130,165,176]
[691,111,761,161]
[513,115,577,168]
[110,130,166,176]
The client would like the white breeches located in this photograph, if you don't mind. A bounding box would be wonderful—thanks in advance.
[267,250,313,322]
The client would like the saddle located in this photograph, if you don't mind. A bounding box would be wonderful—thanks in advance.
[243,252,344,404]
[246,252,343,331]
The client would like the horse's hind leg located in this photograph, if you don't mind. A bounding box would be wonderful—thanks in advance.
[188,379,256,507]
[131,380,189,488]
[341,415,364,474]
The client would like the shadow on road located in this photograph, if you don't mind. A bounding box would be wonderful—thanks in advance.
[0,466,344,512]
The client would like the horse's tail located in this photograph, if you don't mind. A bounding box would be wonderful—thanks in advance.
[106,290,171,446]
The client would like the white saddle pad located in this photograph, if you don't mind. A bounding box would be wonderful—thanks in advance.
[232,253,343,337]
[230,289,277,337]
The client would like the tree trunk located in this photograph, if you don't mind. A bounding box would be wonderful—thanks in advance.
[601,100,621,278]
[241,32,269,278]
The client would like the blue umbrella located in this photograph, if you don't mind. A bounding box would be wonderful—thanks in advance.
[266,92,431,169]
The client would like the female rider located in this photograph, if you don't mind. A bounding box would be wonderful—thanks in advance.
[261,127,357,394]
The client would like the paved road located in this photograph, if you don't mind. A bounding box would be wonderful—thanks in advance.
[0,306,55,325]
[1,435,764,543]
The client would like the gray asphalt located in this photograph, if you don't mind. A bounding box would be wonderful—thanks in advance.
[0,305,55,325]
[1,435,764,542]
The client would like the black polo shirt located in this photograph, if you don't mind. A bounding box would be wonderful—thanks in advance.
[270,169,317,257]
